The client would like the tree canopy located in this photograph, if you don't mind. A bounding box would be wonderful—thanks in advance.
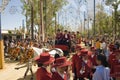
[21,0,68,37]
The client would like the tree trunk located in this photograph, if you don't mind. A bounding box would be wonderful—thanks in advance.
[31,4,34,40]
[40,0,45,42]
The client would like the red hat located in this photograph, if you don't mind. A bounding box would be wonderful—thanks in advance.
[53,57,71,68]
[75,45,81,50]
[34,52,55,65]
[81,49,88,56]
[90,47,96,51]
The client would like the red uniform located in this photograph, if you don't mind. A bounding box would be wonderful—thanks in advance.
[108,52,116,73]
[89,54,97,66]
[63,34,70,41]
[56,33,63,40]
[72,54,92,79]
[36,67,52,80]
[52,72,68,80]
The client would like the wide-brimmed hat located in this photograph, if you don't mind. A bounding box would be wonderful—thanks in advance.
[53,57,71,68]
[34,52,55,65]
[80,49,88,56]
[75,45,81,50]
[90,47,96,51]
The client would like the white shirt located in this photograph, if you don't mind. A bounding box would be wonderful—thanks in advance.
[101,42,106,49]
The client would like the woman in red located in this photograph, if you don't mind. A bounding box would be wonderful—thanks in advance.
[35,52,55,80]
[72,48,92,80]
[52,57,72,80]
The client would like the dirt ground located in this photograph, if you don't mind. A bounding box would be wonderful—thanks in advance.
[0,59,38,80]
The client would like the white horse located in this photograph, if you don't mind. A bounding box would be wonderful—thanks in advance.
[32,47,63,57]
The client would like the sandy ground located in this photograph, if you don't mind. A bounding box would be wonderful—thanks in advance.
[0,59,38,80]
[0,43,85,80]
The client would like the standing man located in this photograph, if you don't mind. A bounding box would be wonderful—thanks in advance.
[63,30,70,48]
[55,29,63,45]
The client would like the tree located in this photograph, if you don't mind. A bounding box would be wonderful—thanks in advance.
[21,0,68,39]
[106,0,117,5]
[90,4,114,36]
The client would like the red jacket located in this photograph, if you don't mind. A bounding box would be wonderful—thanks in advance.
[72,54,91,78]
[56,33,63,40]
[89,54,97,66]
[108,53,116,66]
[36,67,52,80]
[63,34,70,41]
[52,72,68,80]
[110,59,120,74]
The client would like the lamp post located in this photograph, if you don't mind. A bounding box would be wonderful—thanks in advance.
[88,18,89,38]
[87,17,92,38]
[84,11,86,33]
[93,0,96,35]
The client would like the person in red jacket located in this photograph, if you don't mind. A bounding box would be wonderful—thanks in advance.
[62,30,70,46]
[88,47,97,67]
[110,50,120,79]
[35,52,55,80]
[72,45,82,80]
[72,48,92,80]
[52,57,72,80]
[55,29,63,45]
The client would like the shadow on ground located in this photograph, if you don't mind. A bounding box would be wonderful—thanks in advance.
[17,73,36,80]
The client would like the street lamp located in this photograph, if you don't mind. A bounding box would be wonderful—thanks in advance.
[93,0,96,35]
[87,17,92,38]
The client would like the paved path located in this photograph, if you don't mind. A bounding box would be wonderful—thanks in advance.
[0,60,37,80]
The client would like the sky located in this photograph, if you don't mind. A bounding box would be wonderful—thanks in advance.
[0,0,118,31]
[58,0,120,31]
[1,0,25,30]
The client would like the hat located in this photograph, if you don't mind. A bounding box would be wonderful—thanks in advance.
[90,47,96,51]
[34,52,55,65]
[75,45,81,50]
[53,57,71,68]
[81,49,88,56]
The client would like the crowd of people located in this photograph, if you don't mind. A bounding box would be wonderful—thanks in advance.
[34,45,120,80]
[34,29,120,80]
[3,29,120,80]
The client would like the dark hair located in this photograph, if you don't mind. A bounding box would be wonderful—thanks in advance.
[97,54,109,67]
[57,29,60,32]
[64,30,67,32]
[37,63,43,67]
[54,53,60,59]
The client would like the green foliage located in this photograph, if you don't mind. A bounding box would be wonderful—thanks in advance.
[21,0,68,37]
[8,30,12,34]
[90,4,120,37]
[105,0,117,5]
[90,4,114,36]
